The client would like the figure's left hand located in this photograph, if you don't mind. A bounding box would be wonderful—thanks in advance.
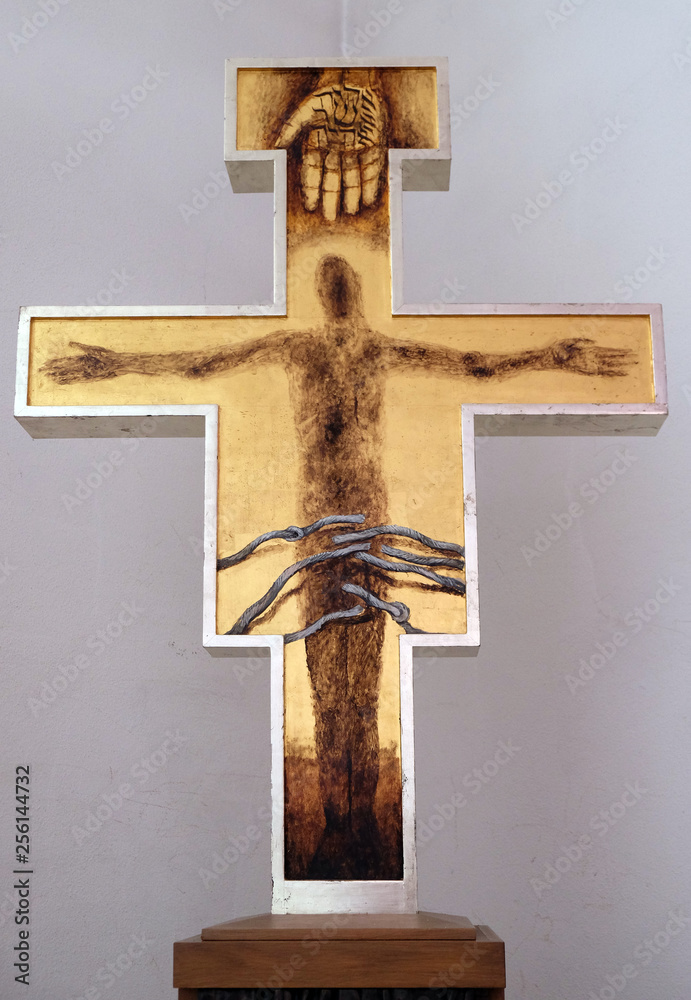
[550,338,634,376]
[41,341,122,384]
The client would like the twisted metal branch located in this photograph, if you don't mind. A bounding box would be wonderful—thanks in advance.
[332,523,465,557]
[380,544,465,571]
[354,552,466,594]
[217,513,365,571]
[284,604,365,644]
[223,518,465,640]
[225,542,370,635]
[341,583,427,634]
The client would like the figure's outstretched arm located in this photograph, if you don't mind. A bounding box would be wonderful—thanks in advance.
[41,330,290,385]
[385,336,634,380]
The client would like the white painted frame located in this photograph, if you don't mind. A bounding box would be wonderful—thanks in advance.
[15,57,667,915]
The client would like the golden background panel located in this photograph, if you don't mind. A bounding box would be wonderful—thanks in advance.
[382,402,466,635]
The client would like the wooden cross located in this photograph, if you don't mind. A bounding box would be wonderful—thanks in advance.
[16,58,666,915]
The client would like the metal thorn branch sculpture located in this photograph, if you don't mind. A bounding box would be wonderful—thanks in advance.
[219,516,466,640]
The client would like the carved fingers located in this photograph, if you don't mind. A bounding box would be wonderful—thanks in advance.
[322,150,342,222]
[301,147,323,212]
[359,145,385,207]
[276,84,386,221]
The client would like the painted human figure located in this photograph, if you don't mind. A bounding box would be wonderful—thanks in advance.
[43,255,631,878]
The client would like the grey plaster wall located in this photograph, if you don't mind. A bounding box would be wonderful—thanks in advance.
[1,2,690,998]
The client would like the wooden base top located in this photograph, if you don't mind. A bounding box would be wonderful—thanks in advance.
[175,917,504,990]
[201,911,476,941]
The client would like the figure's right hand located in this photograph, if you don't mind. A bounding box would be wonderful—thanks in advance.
[41,341,121,384]
[275,83,386,221]
[549,337,634,377]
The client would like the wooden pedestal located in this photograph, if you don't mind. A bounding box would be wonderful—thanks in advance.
[174,912,505,998]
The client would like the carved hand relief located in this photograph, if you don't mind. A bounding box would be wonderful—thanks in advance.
[275,69,386,220]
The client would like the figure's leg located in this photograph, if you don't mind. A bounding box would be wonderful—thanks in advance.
[304,610,399,879]
[345,613,384,842]
[304,624,350,831]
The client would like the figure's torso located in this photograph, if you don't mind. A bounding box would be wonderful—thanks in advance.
[286,327,388,523]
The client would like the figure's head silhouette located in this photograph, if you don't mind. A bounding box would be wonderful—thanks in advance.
[316,255,363,322]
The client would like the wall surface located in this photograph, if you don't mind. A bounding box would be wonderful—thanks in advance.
[1,2,690,998]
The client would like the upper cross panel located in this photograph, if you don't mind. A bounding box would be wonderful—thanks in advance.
[225,58,451,314]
